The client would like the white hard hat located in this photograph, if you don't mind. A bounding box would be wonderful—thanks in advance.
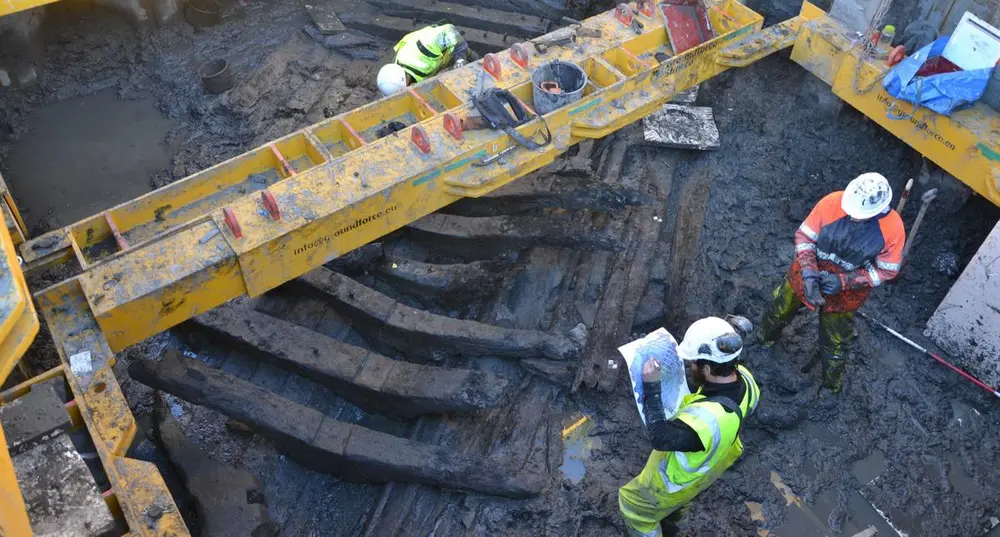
[677,317,743,363]
[842,172,892,220]
[377,64,407,97]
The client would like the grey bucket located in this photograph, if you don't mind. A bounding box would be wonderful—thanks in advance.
[531,60,588,115]
[185,0,222,27]
[198,58,234,94]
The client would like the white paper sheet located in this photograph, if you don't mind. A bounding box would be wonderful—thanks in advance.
[619,328,690,424]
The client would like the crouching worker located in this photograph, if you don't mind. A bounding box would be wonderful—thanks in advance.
[377,24,470,96]
[619,317,760,537]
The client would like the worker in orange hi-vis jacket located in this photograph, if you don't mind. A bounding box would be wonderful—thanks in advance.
[759,173,905,393]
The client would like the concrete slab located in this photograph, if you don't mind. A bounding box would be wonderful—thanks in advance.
[12,432,118,537]
[0,379,70,457]
[642,104,720,151]
[925,219,1000,389]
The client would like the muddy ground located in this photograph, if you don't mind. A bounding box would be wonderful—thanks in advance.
[2,0,1000,536]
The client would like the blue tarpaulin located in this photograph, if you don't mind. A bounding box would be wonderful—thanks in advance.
[883,36,992,117]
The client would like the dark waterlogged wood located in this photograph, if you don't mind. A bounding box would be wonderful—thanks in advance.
[130,352,543,498]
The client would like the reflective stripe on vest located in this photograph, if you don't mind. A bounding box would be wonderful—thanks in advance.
[394,25,454,82]
[739,365,760,415]
[659,368,759,493]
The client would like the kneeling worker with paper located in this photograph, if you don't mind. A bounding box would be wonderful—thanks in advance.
[618,316,760,537]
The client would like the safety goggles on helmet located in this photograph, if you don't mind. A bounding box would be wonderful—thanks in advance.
[842,172,892,220]
[677,316,745,363]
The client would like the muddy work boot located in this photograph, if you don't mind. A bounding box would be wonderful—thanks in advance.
[658,507,686,537]
[818,311,854,393]
[821,357,847,393]
[758,279,800,346]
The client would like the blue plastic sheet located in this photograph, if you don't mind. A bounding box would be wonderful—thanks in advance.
[883,36,992,117]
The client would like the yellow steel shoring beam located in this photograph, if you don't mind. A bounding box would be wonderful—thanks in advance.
[20,2,766,534]
[0,0,60,17]
[788,1,1000,206]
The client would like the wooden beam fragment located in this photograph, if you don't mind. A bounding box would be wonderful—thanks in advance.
[407,213,623,258]
[187,304,508,417]
[130,351,543,498]
[294,268,585,361]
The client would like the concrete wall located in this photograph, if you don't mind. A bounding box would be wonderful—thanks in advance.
[925,219,1000,388]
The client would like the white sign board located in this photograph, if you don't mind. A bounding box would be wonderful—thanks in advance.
[619,328,690,424]
[942,12,1000,71]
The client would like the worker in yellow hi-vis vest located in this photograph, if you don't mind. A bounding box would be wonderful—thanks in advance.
[619,317,761,537]
[376,24,471,96]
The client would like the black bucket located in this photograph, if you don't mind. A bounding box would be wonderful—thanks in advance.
[531,60,588,115]
[198,58,234,94]
[185,0,222,27]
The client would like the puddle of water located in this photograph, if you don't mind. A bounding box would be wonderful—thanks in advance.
[7,88,177,231]
[949,400,981,429]
[851,449,886,486]
[946,452,984,501]
[772,488,902,537]
[803,421,846,447]
[877,348,907,368]
[559,415,602,485]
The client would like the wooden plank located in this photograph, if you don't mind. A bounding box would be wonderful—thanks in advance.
[187,304,509,417]
[130,351,543,499]
[368,0,550,38]
[407,213,623,257]
[294,268,585,362]
[574,130,668,391]
[338,13,517,54]
[438,174,652,217]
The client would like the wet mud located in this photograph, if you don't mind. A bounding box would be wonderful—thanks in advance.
[3,0,1000,536]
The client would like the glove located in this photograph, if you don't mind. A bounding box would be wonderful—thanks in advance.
[818,271,843,296]
[901,21,937,53]
[802,275,826,308]
[454,58,467,68]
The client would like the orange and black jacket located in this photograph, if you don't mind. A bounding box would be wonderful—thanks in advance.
[787,191,906,313]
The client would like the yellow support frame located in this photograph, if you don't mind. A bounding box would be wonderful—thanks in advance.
[788,2,1000,206]
[13,2,765,534]
[0,222,36,537]
[0,0,60,17]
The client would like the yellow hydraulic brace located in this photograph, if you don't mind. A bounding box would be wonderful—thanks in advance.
[0,219,37,537]
[787,1,1000,206]
[12,1,768,534]
[0,173,27,247]
[716,2,825,67]
[0,0,60,17]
